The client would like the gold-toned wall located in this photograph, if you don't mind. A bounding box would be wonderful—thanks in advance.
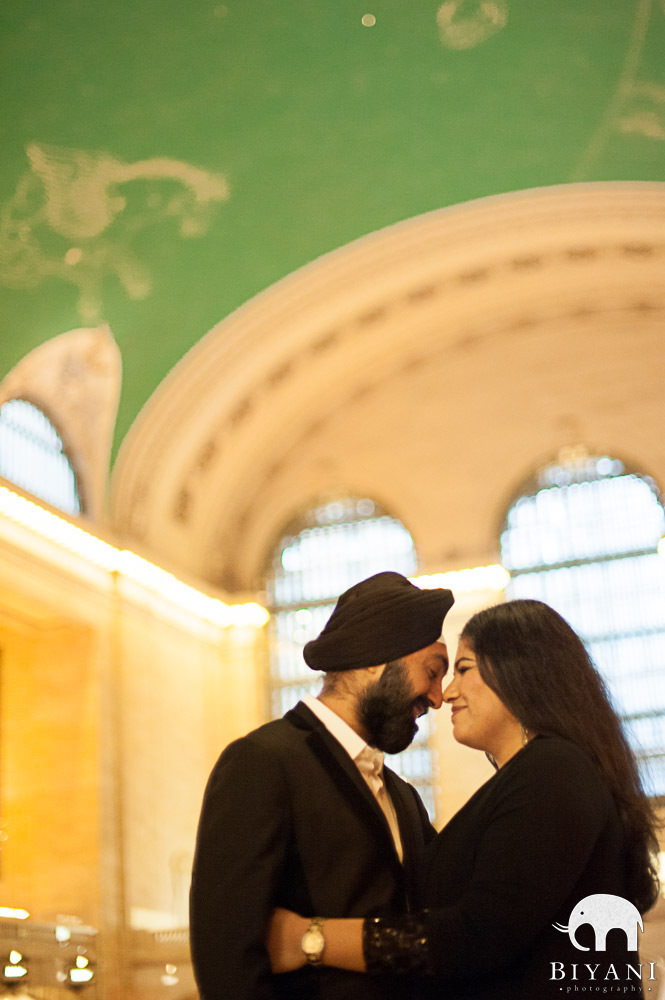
[0,502,268,1000]
[117,602,267,931]
[0,619,99,923]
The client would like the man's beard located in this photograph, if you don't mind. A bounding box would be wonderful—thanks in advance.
[357,658,429,754]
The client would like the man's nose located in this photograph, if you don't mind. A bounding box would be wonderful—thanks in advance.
[427,680,444,710]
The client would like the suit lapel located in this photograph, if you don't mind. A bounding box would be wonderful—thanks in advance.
[286,702,403,868]
[383,766,430,907]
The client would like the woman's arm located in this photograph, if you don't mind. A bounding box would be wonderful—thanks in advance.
[267,909,365,973]
[266,909,431,975]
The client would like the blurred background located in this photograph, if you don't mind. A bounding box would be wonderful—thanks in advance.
[1,1,665,996]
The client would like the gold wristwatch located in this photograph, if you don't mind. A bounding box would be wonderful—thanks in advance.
[301,916,326,965]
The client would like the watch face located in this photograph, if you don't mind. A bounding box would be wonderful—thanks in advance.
[302,927,324,960]
[303,929,323,952]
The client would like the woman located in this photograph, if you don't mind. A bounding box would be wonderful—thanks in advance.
[267,599,660,999]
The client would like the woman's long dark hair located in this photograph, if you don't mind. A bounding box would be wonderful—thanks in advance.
[461,598,660,914]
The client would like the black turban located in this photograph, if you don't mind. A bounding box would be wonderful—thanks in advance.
[303,571,454,672]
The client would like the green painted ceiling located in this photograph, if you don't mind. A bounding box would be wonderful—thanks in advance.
[1,0,664,452]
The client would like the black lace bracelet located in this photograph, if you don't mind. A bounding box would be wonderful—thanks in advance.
[362,913,431,976]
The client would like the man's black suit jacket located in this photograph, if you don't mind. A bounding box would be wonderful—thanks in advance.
[189,701,435,1000]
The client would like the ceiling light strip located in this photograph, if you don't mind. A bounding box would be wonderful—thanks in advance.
[413,564,510,594]
[0,485,268,628]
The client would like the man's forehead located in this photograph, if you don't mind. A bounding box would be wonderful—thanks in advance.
[432,640,449,666]
[408,638,449,667]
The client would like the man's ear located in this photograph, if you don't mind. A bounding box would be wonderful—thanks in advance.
[346,663,386,697]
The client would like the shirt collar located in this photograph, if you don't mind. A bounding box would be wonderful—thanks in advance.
[303,693,368,762]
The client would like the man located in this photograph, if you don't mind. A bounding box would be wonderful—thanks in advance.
[189,571,454,1000]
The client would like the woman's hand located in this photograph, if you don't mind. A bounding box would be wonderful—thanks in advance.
[266,908,309,973]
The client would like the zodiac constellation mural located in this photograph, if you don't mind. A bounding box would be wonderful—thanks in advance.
[619,81,665,140]
[571,0,665,177]
[1,5,663,330]
[436,0,508,50]
[0,143,229,322]
[436,0,665,178]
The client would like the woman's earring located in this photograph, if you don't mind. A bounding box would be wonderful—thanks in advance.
[520,725,530,746]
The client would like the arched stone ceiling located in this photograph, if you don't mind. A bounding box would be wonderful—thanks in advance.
[111,182,665,591]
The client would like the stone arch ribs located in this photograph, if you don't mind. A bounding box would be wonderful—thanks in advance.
[110,182,665,590]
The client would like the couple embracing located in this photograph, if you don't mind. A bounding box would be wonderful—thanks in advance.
[190,572,659,999]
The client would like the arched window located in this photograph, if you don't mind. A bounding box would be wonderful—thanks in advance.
[265,495,438,814]
[500,448,665,797]
[0,399,81,515]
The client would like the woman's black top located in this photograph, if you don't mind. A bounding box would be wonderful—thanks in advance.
[364,735,646,999]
